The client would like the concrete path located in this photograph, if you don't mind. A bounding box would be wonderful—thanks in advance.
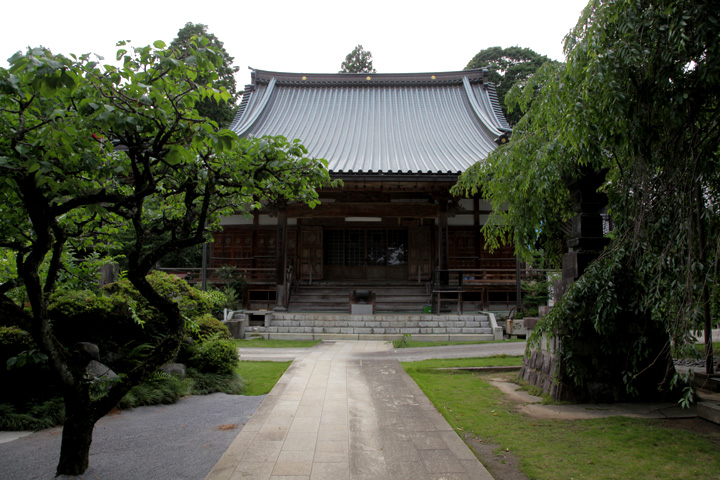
[206,340,495,480]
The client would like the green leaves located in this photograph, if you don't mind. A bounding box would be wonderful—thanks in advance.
[339,44,376,74]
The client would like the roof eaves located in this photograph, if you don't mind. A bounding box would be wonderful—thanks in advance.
[462,76,510,137]
[232,77,277,136]
[330,171,461,182]
[250,68,491,88]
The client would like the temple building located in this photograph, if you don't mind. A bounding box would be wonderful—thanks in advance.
[211,68,516,313]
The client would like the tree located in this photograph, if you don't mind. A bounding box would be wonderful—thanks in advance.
[0,39,333,475]
[170,22,239,128]
[465,46,556,125]
[454,0,720,392]
[339,44,376,73]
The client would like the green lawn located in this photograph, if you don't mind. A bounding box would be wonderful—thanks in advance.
[402,356,720,480]
[233,338,320,348]
[394,339,525,348]
[235,361,291,396]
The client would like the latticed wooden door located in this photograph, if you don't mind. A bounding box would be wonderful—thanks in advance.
[408,226,433,282]
[299,226,323,282]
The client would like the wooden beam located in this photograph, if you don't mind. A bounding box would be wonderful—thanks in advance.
[287,202,439,218]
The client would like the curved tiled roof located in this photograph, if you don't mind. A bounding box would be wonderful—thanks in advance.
[229,69,511,176]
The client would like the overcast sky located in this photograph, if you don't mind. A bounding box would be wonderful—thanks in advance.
[2,0,588,86]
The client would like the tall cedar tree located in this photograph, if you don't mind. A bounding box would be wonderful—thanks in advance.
[170,22,239,128]
[340,44,376,73]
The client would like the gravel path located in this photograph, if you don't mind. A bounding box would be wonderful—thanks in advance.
[0,393,264,480]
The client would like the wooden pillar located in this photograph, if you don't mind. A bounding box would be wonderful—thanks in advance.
[473,197,482,269]
[275,204,288,310]
[251,211,259,269]
[515,256,522,309]
[438,199,449,284]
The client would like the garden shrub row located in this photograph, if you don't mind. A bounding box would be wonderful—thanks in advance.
[0,271,243,431]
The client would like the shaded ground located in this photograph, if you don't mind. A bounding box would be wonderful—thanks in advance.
[0,393,263,480]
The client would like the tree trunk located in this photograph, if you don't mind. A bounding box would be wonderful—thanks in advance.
[695,182,714,375]
[703,285,714,375]
[56,395,97,476]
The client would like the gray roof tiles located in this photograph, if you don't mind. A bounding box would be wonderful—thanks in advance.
[230,69,511,176]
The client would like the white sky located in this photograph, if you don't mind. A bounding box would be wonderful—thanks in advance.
[2,0,588,86]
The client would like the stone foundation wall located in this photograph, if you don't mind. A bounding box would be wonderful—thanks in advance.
[519,332,564,399]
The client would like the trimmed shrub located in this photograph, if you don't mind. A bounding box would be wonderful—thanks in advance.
[102,270,213,324]
[199,289,229,316]
[49,272,214,367]
[188,369,245,395]
[188,335,239,374]
[0,397,65,431]
[0,326,35,363]
[48,290,136,354]
[117,374,193,409]
[192,314,232,341]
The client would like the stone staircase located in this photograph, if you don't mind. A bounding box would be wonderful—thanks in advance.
[287,283,431,313]
[223,281,504,341]
[238,312,502,342]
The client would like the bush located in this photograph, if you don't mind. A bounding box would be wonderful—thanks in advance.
[0,326,58,406]
[188,335,239,374]
[103,270,213,324]
[0,326,35,363]
[0,397,65,431]
[199,289,228,316]
[48,290,136,353]
[192,314,232,341]
[49,272,215,367]
[188,369,245,395]
[117,373,193,409]
[215,266,247,297]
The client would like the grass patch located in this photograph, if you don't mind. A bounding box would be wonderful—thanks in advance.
[402,357,720,480]
[0,398,65,431]
[394,338,524,348]
[117,374,193,409]
[235,360,291,396]
[234,338,320,348]
[404,355,523,370]
[188,370,245,395]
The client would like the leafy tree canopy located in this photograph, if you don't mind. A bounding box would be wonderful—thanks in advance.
[340,44,376,73]
[0,39,333,475]
[465,46,557,125]
[170,22,239,127]
[454,0,720,386]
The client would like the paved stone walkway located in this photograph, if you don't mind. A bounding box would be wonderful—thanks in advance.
[205,341,493,480]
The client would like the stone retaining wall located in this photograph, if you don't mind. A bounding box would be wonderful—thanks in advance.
[518,332,563,399]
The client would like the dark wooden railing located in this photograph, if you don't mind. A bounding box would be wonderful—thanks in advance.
[432,264,558,313]
[159,267,276,285]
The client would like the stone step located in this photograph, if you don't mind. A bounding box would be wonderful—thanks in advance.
[272,313,489,322]
[235,312,502,341]
[270,320,489,329]
[262,326,493,335]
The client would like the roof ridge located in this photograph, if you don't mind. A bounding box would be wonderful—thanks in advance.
[249,69,490,87]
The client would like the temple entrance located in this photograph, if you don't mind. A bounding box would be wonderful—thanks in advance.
[323,228,408,281]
